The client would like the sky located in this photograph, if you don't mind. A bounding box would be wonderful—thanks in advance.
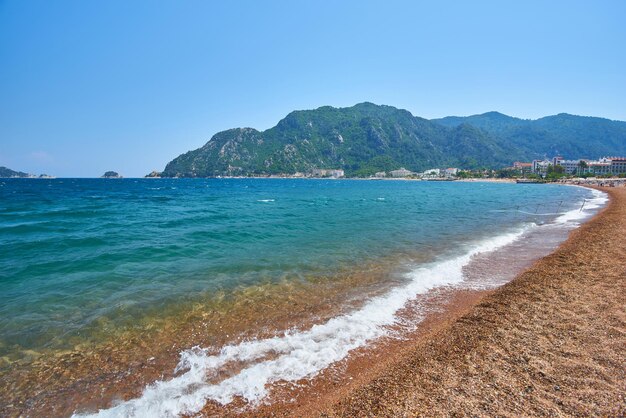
[1,0,625,177]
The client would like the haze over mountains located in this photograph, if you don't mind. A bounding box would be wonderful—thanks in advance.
[161,103,626,178]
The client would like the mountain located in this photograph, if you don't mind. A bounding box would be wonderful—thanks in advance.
[0,167,32,178]
[435,112,528,136]
[434,112,626,160]
[162,103,626,177]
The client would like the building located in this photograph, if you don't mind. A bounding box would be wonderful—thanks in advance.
[310,169,345,178]
[552,157,587,175]
[608,157,626,174]
[374,171,387,178]
[422,168,441,177]
[444,168,459,177]
[390,168,413,178]
[513,161,533,175]
[588,159,611,175]
[536,156,625,176]
[532,159,551,175]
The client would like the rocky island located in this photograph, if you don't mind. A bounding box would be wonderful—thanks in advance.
[101,171,122,178]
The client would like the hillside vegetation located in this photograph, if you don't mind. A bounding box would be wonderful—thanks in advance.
[162,103,626,177]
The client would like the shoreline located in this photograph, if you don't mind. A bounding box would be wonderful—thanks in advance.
[192,188,617,417]
[7,176,625,186]
[0,185,615,416]
[86,186,609,416]
[314,186,624,416]
[195,186,622,417]
[211,287,497,417]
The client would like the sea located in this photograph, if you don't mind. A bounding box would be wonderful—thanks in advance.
[0,178,607,416]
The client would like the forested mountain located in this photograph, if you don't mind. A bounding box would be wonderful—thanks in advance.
[434,112,626,160]
[162,103,626,177]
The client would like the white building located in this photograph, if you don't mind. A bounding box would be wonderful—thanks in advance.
[310,169,345,178]
[538,156,625,176]
[422,168,441,177]
[552,157,587,175]
[444,168,459,177]
[390,168,413,178]
[532,159,551,175]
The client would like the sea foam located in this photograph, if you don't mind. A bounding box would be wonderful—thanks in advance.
[75,226,531,418]
[555,188,608,224]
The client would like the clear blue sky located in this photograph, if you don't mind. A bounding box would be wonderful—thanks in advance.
[1,0,625,177]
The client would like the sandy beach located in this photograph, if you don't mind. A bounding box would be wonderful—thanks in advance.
[315,186,625,417]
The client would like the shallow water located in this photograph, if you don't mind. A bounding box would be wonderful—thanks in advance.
[0,179,606,415]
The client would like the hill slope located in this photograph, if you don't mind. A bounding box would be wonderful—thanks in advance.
[434,112,626,160]
[162,104,626,177]
[0,167,31,178]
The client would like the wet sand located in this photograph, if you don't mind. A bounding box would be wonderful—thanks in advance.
[315,186,625,417]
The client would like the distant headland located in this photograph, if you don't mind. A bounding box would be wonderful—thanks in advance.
[0,166,54,179]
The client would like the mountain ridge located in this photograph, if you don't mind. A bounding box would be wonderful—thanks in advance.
[161,103,626,177]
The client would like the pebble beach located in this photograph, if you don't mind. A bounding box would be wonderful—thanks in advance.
[319,186,625,416]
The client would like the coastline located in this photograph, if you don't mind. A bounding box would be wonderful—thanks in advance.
[194,187,616,416]
[315,186,624,417]
[0,184,617,417]
[194,185,623,417]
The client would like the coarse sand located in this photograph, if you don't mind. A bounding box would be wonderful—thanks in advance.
[319,187,625,417]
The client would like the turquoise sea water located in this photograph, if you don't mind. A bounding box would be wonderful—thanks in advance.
[0,178,597,361]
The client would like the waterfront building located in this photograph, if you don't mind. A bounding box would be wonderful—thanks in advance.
[513,162,532,169]
[310,169,345,178]
[444,168,459,177]
[390,168,413,177]
[608,157,626,174]
[532,159,551,175]
[513,161,533,175]
[422,168,440,177]
[552,157,588,175]
[541,156,625,176]
[588,159,611,175]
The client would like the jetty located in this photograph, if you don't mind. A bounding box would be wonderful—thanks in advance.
[516,179,544,184]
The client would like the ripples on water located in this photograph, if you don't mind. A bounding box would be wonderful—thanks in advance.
[0,178,606,415]
[0,179,600,353]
